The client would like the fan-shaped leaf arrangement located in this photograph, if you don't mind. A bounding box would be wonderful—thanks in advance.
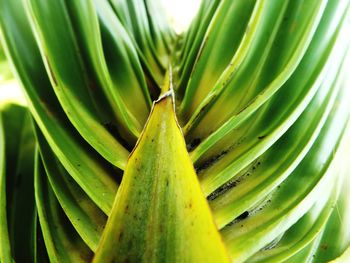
[1,0,350,262]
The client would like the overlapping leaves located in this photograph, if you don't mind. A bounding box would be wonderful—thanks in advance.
[1,0,350,262]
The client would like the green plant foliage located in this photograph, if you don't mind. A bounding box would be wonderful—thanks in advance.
[0,0,350,262]
[0,103,36,262]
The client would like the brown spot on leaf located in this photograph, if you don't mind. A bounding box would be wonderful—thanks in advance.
[321,244,328,250]
[118,231,123,241]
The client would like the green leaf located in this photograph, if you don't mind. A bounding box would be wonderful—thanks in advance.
[0,103,36,263]
[191,0,350,194]
[26,0,135,155]
[312,151,350,262]
[93,93,229,262]
[178,0,255,111]
[0,0,120,214]
[220,73,350,261]
[209,47,347,229]
[109,0,166,84]
[34,150,93,263]
[36,127,107,252]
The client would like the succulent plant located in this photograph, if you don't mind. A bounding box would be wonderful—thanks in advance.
[1,0,350,262]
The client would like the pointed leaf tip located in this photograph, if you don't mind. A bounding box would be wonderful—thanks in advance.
[93,96,230,263]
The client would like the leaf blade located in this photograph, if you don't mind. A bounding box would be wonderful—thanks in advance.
[94,94,229,262]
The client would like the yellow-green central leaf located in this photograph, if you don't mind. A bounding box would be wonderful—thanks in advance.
[93,93,230,263]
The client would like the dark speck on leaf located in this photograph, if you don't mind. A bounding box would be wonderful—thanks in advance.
[196,149,229,173]
[237,211,249,220]
[258,135,266,139]
[207,178,237,201]
[186,138,201,151]
[118,231,123,241]
[321,244,328,250]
